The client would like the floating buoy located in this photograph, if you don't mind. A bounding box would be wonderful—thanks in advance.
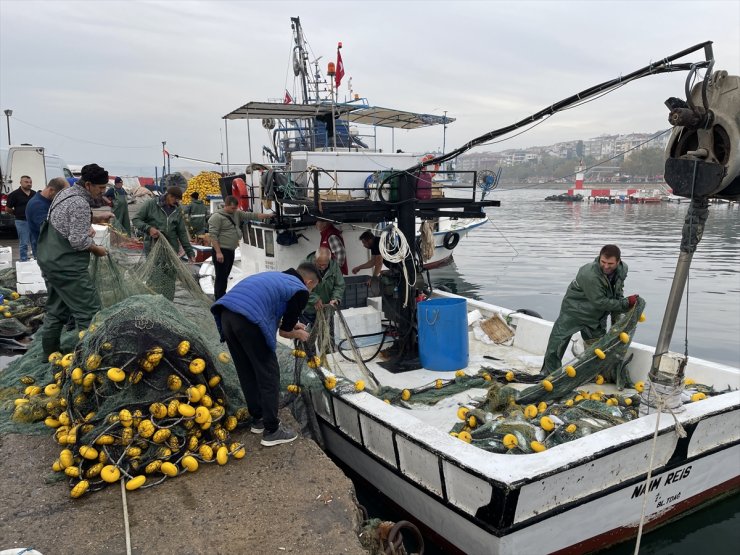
[594,348,606,360]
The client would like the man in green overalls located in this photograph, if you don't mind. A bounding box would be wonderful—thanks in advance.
[540,244,639,375]
[37,163,112,358]
[132,186,196,301]
[183,192,208,236]
[104,176,132,236]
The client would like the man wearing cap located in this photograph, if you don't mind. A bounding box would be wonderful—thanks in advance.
[104,177,132,236]
[132,186,196,300]
[37,164,112,357]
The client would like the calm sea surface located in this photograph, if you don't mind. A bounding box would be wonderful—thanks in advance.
[353,187,740,554]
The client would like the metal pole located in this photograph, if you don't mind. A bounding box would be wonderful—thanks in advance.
[649,197,710,384]
[162,141,167,179]
[442,110,447,154]
[331,80,337,151]
[4,112,10,146]
[225,119,231,174]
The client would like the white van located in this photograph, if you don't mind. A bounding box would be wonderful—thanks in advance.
[0,145,73,231]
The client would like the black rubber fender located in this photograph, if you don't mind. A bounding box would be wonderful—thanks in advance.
[513,308,543,319]
[443,231,460,250]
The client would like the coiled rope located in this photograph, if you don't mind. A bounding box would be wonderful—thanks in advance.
[379,224,415,308]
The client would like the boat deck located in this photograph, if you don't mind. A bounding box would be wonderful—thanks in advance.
[326,329,642,437]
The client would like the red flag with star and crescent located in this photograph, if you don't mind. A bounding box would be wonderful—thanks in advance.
[335,45,345,88]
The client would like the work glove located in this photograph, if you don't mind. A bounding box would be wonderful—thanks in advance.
[627,294,639,308]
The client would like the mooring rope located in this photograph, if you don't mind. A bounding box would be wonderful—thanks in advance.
[120,480,133,555]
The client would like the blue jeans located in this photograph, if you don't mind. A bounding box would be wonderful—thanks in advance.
[15,220,32,261]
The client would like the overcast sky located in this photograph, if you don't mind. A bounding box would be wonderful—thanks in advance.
[1,0,738,176]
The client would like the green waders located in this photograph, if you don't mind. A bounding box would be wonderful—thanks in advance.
[111,192,132,236]
[541,313,606,375]
[36,221,101,357]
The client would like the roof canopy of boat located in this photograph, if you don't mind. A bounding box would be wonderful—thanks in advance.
[223,101,454,130]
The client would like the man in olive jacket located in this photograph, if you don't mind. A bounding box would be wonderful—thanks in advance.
[541,244,639,375]
[302,247,345,324]
[132,186,195,300]
[207,195,268,300]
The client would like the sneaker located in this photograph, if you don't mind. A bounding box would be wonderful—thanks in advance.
[260,424,298,447]
[249,419,265,434]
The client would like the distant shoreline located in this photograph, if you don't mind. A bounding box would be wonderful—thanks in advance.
[495,181,667,190]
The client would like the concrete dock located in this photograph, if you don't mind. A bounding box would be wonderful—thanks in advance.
[0,411,367,555]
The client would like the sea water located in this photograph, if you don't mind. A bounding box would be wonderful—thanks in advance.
[354,187,739,554]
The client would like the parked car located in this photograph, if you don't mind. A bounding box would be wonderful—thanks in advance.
[0,145,73,232]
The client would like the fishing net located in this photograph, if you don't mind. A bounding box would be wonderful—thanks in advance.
[0,267,17,289]
[485,297,647,411]
[2,296,250,497]
[0,287,45,354]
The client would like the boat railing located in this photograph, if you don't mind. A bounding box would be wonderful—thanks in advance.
[264,167,487,221]
[276,121,375,157]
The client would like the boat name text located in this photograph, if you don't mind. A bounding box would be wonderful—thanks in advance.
[631,465,692,499]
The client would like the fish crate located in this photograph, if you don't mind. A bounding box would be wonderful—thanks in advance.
[342,275,370,309]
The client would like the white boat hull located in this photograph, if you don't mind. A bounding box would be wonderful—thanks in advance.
[314,385,740,554]
[304,294,740,554]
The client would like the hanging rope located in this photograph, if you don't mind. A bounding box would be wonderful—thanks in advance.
[379,224,414,308]
[419,221,435,262]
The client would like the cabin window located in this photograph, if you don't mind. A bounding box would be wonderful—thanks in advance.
[264,230,274,257]
[247,225,256,246]
[256,228,264,250]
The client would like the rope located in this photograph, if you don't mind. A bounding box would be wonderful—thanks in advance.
[632,382,689,554]
[379,224,415,308]
[419,221,434,262]
[633,397,662,555]
[120,479,133,555]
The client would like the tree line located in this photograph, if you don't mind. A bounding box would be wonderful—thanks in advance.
[493,147,666,184]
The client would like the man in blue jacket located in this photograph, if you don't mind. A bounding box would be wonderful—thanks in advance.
[211,263,320,446]
[25,177,68,257]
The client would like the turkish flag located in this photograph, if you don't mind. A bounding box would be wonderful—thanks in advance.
[335,48,345,88]
[284,89,293,104]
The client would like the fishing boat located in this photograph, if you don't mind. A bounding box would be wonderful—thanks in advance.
[215,26,739,553]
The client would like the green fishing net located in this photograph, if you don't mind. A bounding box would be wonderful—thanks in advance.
[2,296,251,496]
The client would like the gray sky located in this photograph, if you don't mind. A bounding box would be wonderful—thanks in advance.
[1,0,738,176]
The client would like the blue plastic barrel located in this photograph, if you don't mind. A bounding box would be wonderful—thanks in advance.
[417,298,469,371]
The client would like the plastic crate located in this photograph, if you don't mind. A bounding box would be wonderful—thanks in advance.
[342,275,370,309]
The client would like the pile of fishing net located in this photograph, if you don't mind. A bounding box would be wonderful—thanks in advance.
[443,298,721,453]
[3,296,249,497]
[0,267,17,289]
[91,235,212,310]
[0,287,45,352]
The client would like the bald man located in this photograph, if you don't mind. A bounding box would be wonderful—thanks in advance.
[302,247,345,324]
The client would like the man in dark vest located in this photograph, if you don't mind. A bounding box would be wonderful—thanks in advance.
[37,164,112,357]
[211,263,320,447]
